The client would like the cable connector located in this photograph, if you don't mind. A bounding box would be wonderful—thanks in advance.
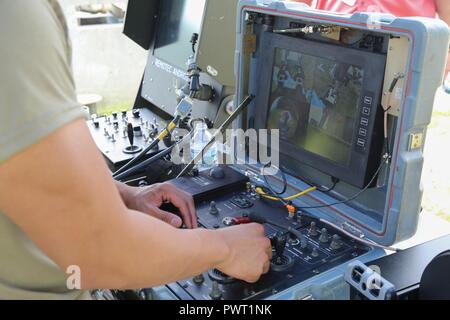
[286,202,296,219]
[174,98,193,119]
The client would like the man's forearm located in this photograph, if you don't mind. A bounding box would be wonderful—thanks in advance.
[89,183,224,289]
[436,0,450,26]
[114,180,134,208]
[78,207,228,289]
[290,0,314,6]
[436,0,450,75]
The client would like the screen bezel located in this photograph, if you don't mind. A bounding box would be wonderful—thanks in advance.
[152,0,207,69]
[253,32,387,188]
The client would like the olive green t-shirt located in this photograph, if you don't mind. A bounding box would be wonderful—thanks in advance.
[0,0,88,299]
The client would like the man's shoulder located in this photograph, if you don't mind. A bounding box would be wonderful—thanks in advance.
[0,0,82,165]
[0,0,68,48]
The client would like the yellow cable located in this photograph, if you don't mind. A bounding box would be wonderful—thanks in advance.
[255,186,317,202]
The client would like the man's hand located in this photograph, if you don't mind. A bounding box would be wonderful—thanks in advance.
[118,182,197,229]
[215,223,272,283]
[289,0,314,5]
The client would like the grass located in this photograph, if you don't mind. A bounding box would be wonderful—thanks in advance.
[96,101,133,116]
[437,211,450,223]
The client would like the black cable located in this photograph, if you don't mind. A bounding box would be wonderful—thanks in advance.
[258,162,339,208]
[248,213,303,241]
[295,161,385,210]
[279,164,339,194]
[114,129,195,181]
[346,34,369,47]
[383,107,392,158]
[112,116,181,178]
[113,138,160,178]
[114,146,175,181]
[319,178,339,193]
[382,73,404,163]
[190,33,199,54]
[260,183,290,207]
[262,163,287,195]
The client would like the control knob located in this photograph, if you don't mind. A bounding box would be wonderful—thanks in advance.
[193,274,205,286]
[209,281,223,300]
[209,201,219,215]
[330,234,342,250]
[319,228,329,243]
[300,237,308,250]
[311,247,319,258]
[133,109,141,119]
[308,222,318,237]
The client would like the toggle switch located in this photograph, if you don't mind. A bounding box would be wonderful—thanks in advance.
[209,201,219,215]
[308,222,318,237]
[330,234,342,250]
[319,228,329,243]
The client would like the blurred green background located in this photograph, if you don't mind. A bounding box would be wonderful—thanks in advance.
[422,89,450,222]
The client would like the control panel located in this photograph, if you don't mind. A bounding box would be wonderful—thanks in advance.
[87,108,171,172]
[165,166,371,300]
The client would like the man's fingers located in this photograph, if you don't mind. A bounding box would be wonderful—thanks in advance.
[186,195,197,228]
[168,196,193,228]
[162,184,197,228]
[152,207,183,228]
[266,245,273,261]
[263,260,270,274]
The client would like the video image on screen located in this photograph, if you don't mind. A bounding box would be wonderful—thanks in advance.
[267,48,364,166]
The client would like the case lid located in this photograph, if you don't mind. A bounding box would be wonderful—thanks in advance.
[234,0,450,245]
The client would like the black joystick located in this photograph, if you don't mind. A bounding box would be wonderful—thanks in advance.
[127,123,134,146]
[123,123,143,154]
[273,232,287,263]
[270,232,294,272]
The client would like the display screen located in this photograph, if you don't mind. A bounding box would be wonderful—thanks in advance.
[267,48,365,166]
[154,0,206,69]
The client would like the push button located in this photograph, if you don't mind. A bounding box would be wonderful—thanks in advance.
[357,138,366,148]
[363,96,373,105]
[359,128,367,137]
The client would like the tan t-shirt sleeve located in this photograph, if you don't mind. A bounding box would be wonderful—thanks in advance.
[0,0,85,164]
